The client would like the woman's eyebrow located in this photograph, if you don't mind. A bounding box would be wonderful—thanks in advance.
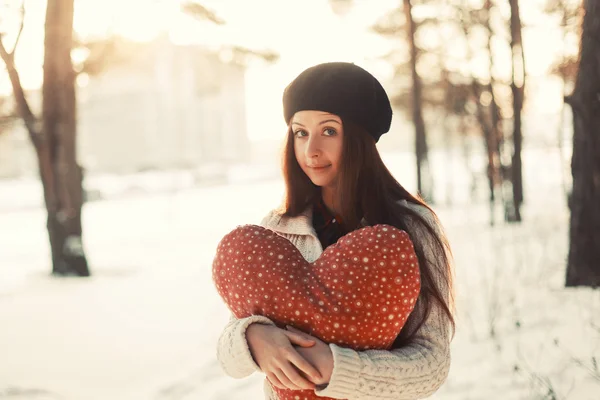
[291,119,341,126]
[319,119,341,126]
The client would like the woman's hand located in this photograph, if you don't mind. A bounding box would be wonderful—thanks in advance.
[286,326,334,386]
[246,323,322,390]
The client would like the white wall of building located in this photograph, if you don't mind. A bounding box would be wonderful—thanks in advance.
[0,38,249,179]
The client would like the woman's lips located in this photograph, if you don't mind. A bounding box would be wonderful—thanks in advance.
[308,164,331,171]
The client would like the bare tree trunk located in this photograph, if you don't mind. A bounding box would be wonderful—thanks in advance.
[3,58,38,140]
[403,0,431,202]
[459,3,499,224]
[508,0,525,222]
[42,0,89,276]
[484,0,507,214]
[471,81,497,225]
[0,0,89,276]
[565,0,600,287]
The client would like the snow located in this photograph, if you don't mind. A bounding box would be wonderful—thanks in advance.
[0,147,598,399]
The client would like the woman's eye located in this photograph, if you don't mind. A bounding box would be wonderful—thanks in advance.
[294,130,307,137]
[324,128,337,136]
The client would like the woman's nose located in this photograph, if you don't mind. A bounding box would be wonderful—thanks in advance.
[305,136,321,158]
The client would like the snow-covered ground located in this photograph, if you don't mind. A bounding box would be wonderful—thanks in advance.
[0,148,598,400]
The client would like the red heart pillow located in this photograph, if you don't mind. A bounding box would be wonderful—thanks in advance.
[213,224,420,400]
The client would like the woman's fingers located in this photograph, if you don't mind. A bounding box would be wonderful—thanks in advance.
[267,372,286,390]
[285,325,305,334]
[283,328,316,348]
[249,325,321,390]
[273,368,302,391]
[280,361,316,390]
[287,348,322,381]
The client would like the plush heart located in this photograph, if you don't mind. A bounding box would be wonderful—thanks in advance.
[213,224,420,400]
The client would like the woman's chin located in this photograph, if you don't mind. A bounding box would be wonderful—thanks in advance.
[309,177,334,187]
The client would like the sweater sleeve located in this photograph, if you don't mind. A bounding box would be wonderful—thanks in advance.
[216,314,276,378]
[314,298,452,399]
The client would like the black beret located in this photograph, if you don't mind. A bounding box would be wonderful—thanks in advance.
[282,62,392,142]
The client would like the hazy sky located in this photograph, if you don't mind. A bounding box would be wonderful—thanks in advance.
[1,0,575,140]
[2,0,394,89]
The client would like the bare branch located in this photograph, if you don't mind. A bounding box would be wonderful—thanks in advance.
[181,2,225,25]
[0,0,25,57]
[0,33,12,63]
[0,21,41,147]
[12,2,25,54]
[226,45,279,64]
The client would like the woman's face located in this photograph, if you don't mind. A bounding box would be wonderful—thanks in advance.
[291,110,344,189]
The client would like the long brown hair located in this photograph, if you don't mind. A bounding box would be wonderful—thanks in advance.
[281,118,455,347]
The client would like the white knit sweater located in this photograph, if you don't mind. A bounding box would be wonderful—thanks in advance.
[216,200,453,399]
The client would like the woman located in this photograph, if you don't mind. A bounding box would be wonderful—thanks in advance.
[216,62,455,399]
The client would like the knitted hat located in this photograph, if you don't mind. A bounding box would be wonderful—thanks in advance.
[282,62,392,142]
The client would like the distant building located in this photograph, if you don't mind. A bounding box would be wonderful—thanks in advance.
[0,35,249,178]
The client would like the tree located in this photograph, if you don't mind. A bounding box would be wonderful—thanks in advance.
[564,0,600,287]
[0,0,90,276]
[403,0,432,202]
[507,0,525,222]
[1,0,234,276]
[545,0,581,200]
[453,0,525,223]
[456,2,506,225]
[371,1,434,202]
[481,0,508,224]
